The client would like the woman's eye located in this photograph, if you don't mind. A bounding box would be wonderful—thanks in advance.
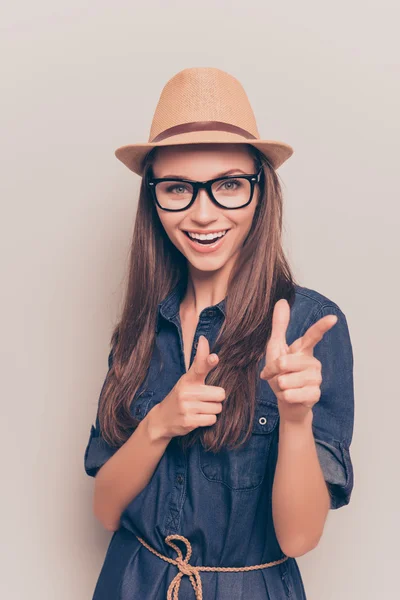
[168,185,188,194]
[220,179,241,190]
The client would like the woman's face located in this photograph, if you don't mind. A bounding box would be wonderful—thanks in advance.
[151,144,260,273]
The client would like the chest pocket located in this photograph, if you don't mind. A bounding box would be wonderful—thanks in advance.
[198,401,280,491]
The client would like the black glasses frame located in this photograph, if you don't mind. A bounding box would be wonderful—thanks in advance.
[147,166,263,212]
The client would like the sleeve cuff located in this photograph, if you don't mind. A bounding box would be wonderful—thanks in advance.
[84,424,118,478]
[313,430,354,510]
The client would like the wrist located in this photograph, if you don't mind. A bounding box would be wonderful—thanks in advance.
[279,409,314,431]
[143,403,172,444]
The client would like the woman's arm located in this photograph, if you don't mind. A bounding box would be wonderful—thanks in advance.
[262,301,355,556]
[93,404,171,532]
[272,411,330,557]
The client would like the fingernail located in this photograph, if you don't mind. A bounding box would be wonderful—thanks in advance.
[209,355,217,364]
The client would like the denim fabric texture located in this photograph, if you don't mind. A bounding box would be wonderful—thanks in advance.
[84,278,355,599]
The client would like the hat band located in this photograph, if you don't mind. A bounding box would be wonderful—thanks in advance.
[151,121,257,143]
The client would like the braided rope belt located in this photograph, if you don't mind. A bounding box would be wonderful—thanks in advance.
[136,533,289,600]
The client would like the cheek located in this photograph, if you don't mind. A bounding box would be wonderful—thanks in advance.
[157,212,179,239]
[158,219,189,252]
[231,208,257,238]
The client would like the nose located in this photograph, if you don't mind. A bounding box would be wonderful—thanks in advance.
[190,186,220,218]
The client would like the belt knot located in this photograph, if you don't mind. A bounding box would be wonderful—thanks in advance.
[165,534,202,599]
[135,532,289,600]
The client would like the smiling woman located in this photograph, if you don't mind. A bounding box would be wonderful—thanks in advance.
[149,143,263,266]
[83,67,354,600]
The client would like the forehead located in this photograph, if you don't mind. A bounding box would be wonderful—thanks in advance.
[152,143,255,178]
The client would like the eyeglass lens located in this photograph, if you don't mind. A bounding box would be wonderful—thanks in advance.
[154,177,252,210]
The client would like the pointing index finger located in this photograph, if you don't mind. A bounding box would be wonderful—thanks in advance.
[295,314,338,353]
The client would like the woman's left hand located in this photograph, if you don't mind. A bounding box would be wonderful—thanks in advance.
[260,299,338,424]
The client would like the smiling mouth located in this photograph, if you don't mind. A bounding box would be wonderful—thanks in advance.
[183,230,229,245]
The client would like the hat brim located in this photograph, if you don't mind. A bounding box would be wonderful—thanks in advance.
[114,130,294,176]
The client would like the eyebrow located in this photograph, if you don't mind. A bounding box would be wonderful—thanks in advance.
[159,168,248,179]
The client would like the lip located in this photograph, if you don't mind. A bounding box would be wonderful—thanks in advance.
[183,228,230,234]
[183,230,229,253]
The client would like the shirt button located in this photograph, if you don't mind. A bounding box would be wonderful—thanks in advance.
[176,474,184,484]
[259,416,267,425]
[135,406,141,415]
[206,310,214,316]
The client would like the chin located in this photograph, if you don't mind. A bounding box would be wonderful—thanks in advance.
[187,255,229,271]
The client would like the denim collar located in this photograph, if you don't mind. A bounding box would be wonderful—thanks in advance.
[156,277,226,332]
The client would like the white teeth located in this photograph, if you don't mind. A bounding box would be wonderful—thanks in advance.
[187,230,227,241]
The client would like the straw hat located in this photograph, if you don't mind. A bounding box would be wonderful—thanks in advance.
[114,67,294,176]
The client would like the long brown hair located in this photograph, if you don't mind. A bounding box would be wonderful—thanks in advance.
[97,144,299,453]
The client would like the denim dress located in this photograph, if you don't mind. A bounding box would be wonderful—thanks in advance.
[84,278,355,600]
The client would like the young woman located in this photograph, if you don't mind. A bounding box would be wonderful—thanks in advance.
[84,67,355,600]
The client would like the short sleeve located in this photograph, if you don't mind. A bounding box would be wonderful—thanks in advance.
[307,304,355,509]
[84,349,118,478]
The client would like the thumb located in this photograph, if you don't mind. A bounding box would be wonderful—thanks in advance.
[261,299,290,380]
[266,298,290,361]
[185,334,218,382]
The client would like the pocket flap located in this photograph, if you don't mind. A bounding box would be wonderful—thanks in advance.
[252,401,280,434]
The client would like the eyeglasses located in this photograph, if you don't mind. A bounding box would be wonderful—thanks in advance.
[147,167,263,211]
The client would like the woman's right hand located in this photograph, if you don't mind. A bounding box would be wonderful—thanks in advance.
[146,335,226,441]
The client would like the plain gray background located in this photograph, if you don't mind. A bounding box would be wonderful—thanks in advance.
[1,1,399,599]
